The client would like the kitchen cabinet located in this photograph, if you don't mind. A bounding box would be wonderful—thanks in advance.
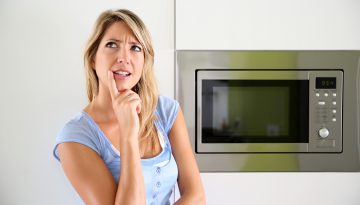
[176,0,360,50]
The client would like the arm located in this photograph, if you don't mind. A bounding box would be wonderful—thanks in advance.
[58,138,145,205]
[58,73,145,205]
[169,108,206,204]
[58,142,116,205]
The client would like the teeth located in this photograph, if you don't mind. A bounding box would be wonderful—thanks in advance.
[115,71,130,76]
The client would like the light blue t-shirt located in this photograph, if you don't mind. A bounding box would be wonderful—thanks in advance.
[53,95,179,205]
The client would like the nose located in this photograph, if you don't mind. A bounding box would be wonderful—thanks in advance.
[116,48,129,64]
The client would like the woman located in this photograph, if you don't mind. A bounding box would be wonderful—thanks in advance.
[53,9,205,205]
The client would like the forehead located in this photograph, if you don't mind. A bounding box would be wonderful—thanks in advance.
[103,21,138,41]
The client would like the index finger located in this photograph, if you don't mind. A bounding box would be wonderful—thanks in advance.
[107,71,119,98]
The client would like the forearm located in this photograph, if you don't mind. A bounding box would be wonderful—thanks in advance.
[115,138,145,205]
[174,192,206,205]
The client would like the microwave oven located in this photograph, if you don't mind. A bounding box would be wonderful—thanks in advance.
[196,69,343,153]
[176,51,360,171]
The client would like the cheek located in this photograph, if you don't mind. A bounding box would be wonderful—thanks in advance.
[137,62,144,78]
[136,56,145,69]
[133,55,144,72]
[94,55,110,73]
[92,58,107,80]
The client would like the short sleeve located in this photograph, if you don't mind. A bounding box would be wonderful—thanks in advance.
[53,114,102,161]
[155,96,180,135]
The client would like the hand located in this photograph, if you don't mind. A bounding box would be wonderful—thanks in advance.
[107,71,142,139]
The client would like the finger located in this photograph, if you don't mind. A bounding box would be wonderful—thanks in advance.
[107,71,119,98]
[133,95,141,114]
[119,90,134,99]
[136,102,141,114]
[133,96,141,114]
[124,92,141,114]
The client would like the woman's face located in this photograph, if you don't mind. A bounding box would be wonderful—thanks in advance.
[94,21,144,94]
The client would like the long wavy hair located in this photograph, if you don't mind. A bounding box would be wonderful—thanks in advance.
[83,9,158,152]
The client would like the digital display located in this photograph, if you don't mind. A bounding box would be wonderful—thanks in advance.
[316,77,336,89]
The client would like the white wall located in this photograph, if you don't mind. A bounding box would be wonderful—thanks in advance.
[0,0,174,204]
[176,0,360,50]
[175,0,360,204]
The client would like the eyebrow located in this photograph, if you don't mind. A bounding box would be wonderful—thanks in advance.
[106,38,141,46]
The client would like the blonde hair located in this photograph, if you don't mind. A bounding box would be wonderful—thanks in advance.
[84,9,158,150]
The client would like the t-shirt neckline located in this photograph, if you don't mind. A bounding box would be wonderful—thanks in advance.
[80,110,168,161]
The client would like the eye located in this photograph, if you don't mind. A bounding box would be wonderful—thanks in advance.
[105,42,118,48]
[131,45,142,52]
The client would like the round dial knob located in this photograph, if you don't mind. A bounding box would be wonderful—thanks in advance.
[318,128,329,138]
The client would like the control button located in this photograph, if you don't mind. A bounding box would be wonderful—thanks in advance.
[332,101,337,105]
[332,118,337,122]
[318,128,329,138]
[315,93,320,97]
[332,93,337,97]
[332,109,336,114]
[318,101,325,105]
[316,139,336,148]
[324,93,329,97]
[156,182,161,187]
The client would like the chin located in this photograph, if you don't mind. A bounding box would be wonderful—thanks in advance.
[116,83,137,93]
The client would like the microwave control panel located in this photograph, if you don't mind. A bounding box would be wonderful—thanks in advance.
[308,70,343,152]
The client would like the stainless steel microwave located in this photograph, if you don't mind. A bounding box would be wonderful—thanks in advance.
[176,51,360,172]
[196,69,343,153]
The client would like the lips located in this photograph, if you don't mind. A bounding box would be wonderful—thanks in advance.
[114,70,131,76]
[113,69,132,79]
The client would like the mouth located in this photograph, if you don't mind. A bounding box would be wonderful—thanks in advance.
[113,70,131,77]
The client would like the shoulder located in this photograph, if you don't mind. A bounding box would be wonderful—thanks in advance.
[155,95,180,135]
[53,111,103,160]
[57,112,97,140]
[156,95,179,111]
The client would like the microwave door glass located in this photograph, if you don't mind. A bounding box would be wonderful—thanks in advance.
[201,80,309,143]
